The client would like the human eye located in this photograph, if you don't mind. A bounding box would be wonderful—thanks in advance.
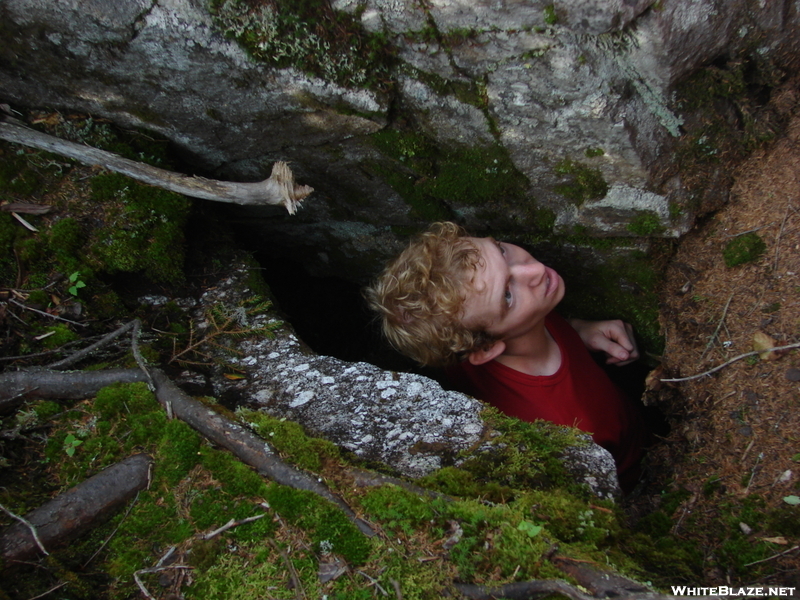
[496,240,506,255]
[504,288,512,307]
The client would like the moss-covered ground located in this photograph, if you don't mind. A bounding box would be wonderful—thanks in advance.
[2,376,687,599]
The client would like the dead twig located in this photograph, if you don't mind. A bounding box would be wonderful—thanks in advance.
[8,298,87,327]
[773,200,793,273]
[0,118,312,214]
[24,581,68,600]
[45,320,138,370]
[0,501,49,556]
[200,512,269,540]
[270,539,306,600]
[699,292,734,362]
[82,491,140,568]
[358,570,389,596]
[134,565,193,600]
[743,544,800,567]
[128,319,155,391]
[660,342,800,382]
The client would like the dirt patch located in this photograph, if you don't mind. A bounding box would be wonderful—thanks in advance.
[639,82,800,585]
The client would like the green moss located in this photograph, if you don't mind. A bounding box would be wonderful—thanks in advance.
[362,485,435,536]
[39,324,80,349]
[47,217,86,273]
[767,504,800,537]
[264,484,371,564]
[557,249,663,355]
[371,129,529,217]
[626,212,665,236]
[420,466,514,502]
[584,147,604,158]
[0,148,42,196]
[157,419,202,485]
[200,445,270,498]
[619,531,701,586]
[553,158,608,204]
[543,4,559,25]
[239,409,339,472]
[32,400,62,421]
[89,172,191,283]
[723,232,766,267]
[210,0,394,91]
[452,407,589,497]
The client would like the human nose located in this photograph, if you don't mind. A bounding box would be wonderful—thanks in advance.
[511,259,546,286]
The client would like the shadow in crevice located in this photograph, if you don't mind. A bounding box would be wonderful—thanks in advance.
[253,250,446,383]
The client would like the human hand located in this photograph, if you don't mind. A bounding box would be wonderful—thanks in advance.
[568,319,639,366]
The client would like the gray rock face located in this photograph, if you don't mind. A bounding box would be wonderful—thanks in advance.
[194,257,621,498]
[1,0,798,279]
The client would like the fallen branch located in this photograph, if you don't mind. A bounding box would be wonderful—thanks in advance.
[455,579,595,600]
[44,319,139,370]
[660,342,800,383]
[9,298,87,328]
[550,555,650,597]
[134,564,192,600]
[743,544,800,567]
[0,368,150,414]
[0,453,152,565]
[271,539,307,600]
[0,118,312,214]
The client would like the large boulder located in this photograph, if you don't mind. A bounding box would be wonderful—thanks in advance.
[1,0,798,281]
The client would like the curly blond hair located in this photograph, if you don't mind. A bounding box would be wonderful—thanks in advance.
[364,222,496,367]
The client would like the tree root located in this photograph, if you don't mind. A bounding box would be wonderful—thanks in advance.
[148,369,375,537]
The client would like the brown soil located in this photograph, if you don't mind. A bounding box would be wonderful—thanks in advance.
[639,82,800,585]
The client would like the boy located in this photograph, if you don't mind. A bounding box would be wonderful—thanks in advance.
[365,222,648,490]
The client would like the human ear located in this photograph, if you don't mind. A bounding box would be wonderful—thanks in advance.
[467,340,506,365]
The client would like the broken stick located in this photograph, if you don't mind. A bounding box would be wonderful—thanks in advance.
[0,118,313,214]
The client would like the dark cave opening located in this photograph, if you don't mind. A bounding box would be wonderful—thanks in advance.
[248,239,667,439]
[251,248,445,381]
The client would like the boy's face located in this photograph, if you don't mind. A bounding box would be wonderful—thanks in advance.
[460,237,565,345]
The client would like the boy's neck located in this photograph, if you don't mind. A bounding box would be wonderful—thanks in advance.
[495,322,562,376]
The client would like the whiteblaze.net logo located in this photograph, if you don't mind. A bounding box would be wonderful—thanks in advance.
[670,587,796,597]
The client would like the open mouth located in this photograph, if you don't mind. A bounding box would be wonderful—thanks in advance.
[544,267,559,296]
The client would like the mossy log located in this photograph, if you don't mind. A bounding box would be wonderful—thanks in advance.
[0,368,150,414]
[0,119,312,214]
[0,453,152,566]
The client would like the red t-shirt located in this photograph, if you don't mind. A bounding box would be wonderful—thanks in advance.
[447,312,645,489]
